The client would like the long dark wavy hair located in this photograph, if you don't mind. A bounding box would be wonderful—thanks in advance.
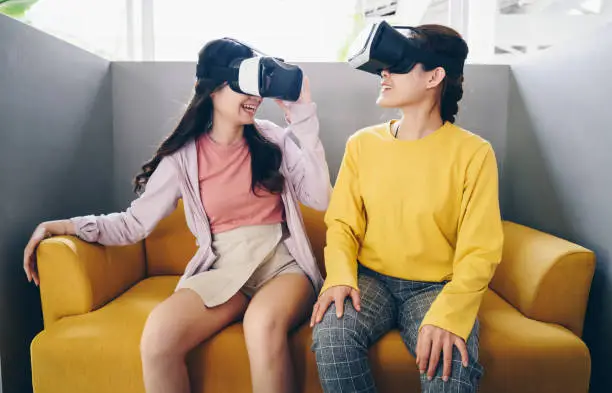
[133,39,284,195]
[415,24,469,124]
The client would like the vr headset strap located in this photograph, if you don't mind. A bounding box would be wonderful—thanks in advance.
[201,65,239,82]
[393,26,465,75]
[222,37,286,63]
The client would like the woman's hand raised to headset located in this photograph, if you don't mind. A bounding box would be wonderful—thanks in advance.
[275,75,311,123]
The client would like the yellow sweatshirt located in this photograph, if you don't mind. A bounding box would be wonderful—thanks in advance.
[322,121,504,340]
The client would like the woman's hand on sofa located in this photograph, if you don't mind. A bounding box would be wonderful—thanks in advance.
[416,324,469,382]
[23,220,75,286]
[310,285,361,327]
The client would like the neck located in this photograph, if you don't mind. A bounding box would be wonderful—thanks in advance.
[209,115,244,145]
[395,100,444,141]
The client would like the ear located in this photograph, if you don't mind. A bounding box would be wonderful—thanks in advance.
[426,67,446,89]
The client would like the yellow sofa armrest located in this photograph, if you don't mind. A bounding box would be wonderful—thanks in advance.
[490,221,595,337]
[36,236,146,326]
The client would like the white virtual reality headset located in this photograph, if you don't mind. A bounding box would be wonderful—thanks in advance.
[347,21,465,76]
[197,38,304,102]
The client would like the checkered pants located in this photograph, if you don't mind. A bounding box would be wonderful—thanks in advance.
[312,266,483,393]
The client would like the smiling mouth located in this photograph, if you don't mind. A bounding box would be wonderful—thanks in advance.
[242,103,257,114]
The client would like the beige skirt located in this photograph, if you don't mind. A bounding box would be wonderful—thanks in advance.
[177,223,304,307]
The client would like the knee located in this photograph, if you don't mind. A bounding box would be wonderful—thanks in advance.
[419,349,483,393]
[140,308,183,362]
[311,301,363,352]
[243,307,286,352]
[420,364,482,393]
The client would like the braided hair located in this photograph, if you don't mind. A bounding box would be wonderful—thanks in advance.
[416,25,469,124]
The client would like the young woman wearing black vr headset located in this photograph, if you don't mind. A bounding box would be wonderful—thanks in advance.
[24,38,331,393]
[311,24,503,393]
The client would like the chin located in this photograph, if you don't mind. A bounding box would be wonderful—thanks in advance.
[239,114,256,125]
[376,95,396,108]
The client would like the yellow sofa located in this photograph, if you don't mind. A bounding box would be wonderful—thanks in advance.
[31,202,595,393]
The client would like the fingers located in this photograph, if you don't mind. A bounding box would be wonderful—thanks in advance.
[302,75,310,92]
[456,338,469,368]
[312,295,333,326]
[310,287,357,327]
[274,99,289,113]
[417,332,432,376]
[298,75,311,103]
[23,225,48,286]
[349,289,361,312]
[418,326,470,383]
[274,99,292,122]
[427,338,442,380]
[310,301,319,327]
[24,244,41,286]
[442,341,453,382]
[335,294,345,318]
[415,331,422,366]
[32,260,40,287]
[23,246,33,283]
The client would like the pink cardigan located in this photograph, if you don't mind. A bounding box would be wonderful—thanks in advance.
[71,102,331,291]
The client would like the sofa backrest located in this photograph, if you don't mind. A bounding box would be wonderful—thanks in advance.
[145,200,197,276]
[144,202,595,336]
[144,200,328,277]
[298,205,327,275]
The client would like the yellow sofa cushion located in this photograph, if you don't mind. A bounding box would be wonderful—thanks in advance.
[491,222,595,336]
[31,277,166,393]
[31,275,590,393]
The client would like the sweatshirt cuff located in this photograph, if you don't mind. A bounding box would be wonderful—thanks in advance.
[70,216,100,243]
[285,102,317,125]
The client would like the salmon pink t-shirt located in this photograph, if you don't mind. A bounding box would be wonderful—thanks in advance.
[196,133,284,234]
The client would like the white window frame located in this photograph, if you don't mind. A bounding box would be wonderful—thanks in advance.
[126,0,155,60]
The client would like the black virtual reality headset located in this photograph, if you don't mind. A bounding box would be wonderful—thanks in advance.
[347,21,465,76]
[198,38,303,102]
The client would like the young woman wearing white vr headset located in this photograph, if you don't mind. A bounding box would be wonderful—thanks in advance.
[311,23,503,393]
[24,38,331,393]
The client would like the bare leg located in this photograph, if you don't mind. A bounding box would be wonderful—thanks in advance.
[140,288,249,393]
[243,273,315,393]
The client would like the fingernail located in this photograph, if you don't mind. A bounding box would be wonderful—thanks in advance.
[428,376,432,381]
[463,362,468,367]
[442,376,448,382]
[419,370,424,375]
